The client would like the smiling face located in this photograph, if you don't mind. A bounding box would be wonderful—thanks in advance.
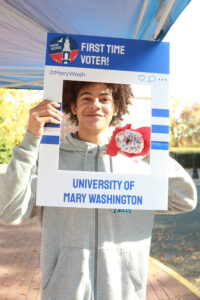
[70,83,118,140]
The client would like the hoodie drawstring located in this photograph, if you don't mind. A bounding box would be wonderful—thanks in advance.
[83,145,89,171]
[109,155,113,173]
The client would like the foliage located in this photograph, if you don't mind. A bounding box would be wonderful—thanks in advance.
[0,88,42,163]
[170,96,200,148]
[0,135,13,164]
[170,147,200,154]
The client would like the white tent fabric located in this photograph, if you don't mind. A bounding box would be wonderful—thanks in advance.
[0,0,191,90]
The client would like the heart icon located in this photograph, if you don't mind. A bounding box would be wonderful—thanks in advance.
[138,75,145,81]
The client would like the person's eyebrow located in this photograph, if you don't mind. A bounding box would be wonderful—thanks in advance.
[100,92,112,96]
[79,91,92,97]
[79,91,112,97]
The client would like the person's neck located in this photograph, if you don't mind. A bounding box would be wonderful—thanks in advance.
[77,129,109,145]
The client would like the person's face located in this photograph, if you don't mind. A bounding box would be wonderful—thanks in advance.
[71,83,118,135]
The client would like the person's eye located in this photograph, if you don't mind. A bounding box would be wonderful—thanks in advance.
[101,97,109,103]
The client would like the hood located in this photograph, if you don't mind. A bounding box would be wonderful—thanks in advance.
[60,132,108,154]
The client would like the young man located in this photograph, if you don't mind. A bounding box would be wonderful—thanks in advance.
[0,82,197,300]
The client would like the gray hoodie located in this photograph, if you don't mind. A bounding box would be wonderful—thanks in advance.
[0,131,197,300]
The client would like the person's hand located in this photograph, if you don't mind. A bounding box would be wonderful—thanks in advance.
[27,100,62,137]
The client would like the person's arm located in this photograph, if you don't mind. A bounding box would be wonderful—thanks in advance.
[0,100,62,225]
[158,157,197,214]
[0,131,41,224]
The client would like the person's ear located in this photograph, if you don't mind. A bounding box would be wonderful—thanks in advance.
[113,105,119,117]
[70,103,77,115]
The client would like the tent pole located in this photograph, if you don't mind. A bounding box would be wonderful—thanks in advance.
[133,0,149,39]
[152,0,176,40]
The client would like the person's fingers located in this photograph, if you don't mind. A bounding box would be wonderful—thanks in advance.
[36,116,61,125]
[30,100,62,116]
[29,104,63,125]
[28,100,63,136]
[32,108,62,122]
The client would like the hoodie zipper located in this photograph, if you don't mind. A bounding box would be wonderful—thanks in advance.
[93,146,100,300]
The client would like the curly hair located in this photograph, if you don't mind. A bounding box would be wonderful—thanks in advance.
[62,80,133,126]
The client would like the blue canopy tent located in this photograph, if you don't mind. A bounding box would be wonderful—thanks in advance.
[0,0,191,90]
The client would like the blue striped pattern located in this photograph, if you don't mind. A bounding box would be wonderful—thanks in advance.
[41,103,61,144]
[151,125,169,134]
[41,135,60,144]
[44,123,61,128]
[151,108,169,151]
[151,141,169,150]
[152,108,169,118]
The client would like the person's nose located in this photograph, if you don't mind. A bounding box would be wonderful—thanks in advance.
[89,98,101,109]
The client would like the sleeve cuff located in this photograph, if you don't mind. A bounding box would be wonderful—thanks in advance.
[20,130,41,152]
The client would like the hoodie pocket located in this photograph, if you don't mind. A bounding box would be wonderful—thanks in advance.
[43,247,92,300]
[98,248,144,300]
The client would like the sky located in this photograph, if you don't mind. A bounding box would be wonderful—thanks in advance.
[164,0,200,103]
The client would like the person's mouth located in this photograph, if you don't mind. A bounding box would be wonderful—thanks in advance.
[86,113,104,117]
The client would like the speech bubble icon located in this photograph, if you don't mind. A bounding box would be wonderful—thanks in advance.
[148,75,156,82]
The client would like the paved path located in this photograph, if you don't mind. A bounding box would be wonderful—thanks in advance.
[0,219,41,300]
[0,218,199,300]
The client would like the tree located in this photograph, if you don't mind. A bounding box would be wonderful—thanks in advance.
[0,88,42,163]
[170,96,200,148]
[178,103,200,147]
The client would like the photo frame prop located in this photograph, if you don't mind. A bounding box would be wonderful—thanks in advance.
[36,33,169,210]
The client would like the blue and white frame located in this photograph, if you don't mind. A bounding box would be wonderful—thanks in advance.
[37,33,170,210]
